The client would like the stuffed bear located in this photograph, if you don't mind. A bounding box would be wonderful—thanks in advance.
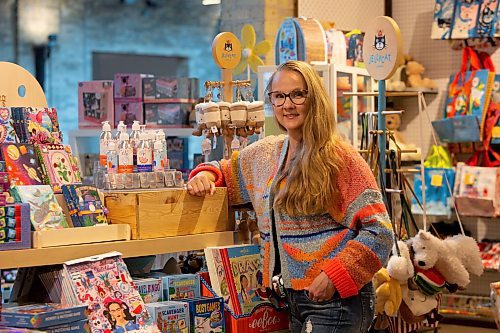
[408,230,471,288]
[373,268,402,317]
[386,113,422,161]
[405,61,437,90]
[443,234,484,277]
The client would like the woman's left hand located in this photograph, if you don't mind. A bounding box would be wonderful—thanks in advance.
[305,271,336,302]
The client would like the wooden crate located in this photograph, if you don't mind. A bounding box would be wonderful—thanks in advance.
[32,224,131,249]
[104,188,232,240]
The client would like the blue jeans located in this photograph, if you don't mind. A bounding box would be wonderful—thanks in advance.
[286,283,375,333]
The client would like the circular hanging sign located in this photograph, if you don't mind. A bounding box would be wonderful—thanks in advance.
[212,32,242,70]
[363,16,402,81]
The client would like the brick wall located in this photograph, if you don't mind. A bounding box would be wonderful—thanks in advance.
[0,0,222,136]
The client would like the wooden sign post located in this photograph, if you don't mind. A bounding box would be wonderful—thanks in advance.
[363,16,402,175]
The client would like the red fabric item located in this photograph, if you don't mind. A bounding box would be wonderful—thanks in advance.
[188,165,225,187]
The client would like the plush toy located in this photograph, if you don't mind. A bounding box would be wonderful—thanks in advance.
[408,230,470,288]
[373,268,403,317]
[203,102,221,136]
[385,113,422,161]
[246,101,265,135]
[230,101,248,137]
[387,240,414,282]
[218,101,232,136]
[405,61,437,90]
[192,102,207,136]
[399,284,440,324]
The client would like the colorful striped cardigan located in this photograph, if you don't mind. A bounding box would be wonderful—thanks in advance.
[190,135,394,298]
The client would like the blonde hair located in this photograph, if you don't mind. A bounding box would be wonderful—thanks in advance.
[266,60,346,216]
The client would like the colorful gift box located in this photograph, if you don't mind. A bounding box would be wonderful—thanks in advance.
[144,103,192,128]
[78,80,114,128]
[114,73,152,100]
[143,77,198,101]
[114,100,144,127]
[0,203,31,251]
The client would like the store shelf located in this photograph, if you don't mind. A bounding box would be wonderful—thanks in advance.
[0,231,234,269]
[342,90,436,97]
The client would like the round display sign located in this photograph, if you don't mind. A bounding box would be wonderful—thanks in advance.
[363,16,402,81]
[212,32,242,70]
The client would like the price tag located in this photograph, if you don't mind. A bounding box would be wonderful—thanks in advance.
[202,138,211,156]
[231,137,240,151]
[430,174,443,187]
[464,173,475,185]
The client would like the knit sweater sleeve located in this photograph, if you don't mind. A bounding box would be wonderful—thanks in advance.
[322,146,394,298]
[188,135,285,206]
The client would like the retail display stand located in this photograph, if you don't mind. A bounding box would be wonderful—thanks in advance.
[0,62,48,108]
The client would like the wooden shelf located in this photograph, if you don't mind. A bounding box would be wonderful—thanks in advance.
[342,90,437,97]
[0,231,234,269]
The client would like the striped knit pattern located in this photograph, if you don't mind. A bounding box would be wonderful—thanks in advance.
[190,135,393,298]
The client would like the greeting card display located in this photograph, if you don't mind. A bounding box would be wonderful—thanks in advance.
[62,251,159,333]
[0,107,20,144]
[2,143,44,186]
[36,144,82,193]
[24,107,62,144]
[12,185,68,231]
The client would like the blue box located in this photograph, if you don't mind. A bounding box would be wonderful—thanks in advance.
[183,297,225,333]
[0,303,88,329]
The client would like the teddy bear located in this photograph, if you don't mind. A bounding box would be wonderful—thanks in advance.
[386,65,407,91]
[373,268,403,317]
[408,230,471,288]
[385,113,422,161]
[405,61,437,90]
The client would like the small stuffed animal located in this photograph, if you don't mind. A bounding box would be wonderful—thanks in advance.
[373,268,402,317]
[203,102,221,136]
[399,284,440,324]
[442,234,484,277]
[246,101,265,135]
[192,102,207,136]
[230,101,248,137]
[218,101,232,136]
[385,113,422,161]
[409,230,471,288]
[386,65,407,91]
[405,61,437,90]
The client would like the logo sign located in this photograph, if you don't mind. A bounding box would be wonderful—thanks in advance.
[212,32,242,69]
[363,16,402,81]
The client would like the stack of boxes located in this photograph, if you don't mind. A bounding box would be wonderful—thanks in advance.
[78,74,199,129]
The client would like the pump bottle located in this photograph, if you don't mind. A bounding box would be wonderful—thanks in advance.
[99,121,113,167]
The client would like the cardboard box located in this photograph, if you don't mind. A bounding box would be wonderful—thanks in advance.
[114,100,144,127]
[78,80,114,128]
[143,77,199,101]
[0,204,31,251]
[114,73,152,100]
[144,103,192,128]
[104,188,232,240]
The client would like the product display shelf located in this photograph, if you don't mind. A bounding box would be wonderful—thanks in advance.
[67,127,195,158]
[0,231,234,269]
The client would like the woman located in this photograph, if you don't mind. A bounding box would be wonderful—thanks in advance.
[188,60,393,332]
[103,297,140,332]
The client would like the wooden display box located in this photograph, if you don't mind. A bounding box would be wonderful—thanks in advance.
[32,224,131,249]
[104,188,232,240]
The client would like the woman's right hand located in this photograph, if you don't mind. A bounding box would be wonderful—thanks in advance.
[187,171,216,196]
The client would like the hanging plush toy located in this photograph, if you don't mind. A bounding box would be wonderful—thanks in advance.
[387,240,415,283]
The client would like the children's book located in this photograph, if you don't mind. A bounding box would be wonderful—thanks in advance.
[205,245,268,315]
[2,143,44,186]
[0,107,20,143]
[62,251,159,333]
[11,185,68,231]
[36,144,82,193]
[183,297,224,333]
[146,301,190,333]
[24,107,62,144]
[133,277,163,303]
[0,303,87,329]
[61,184,107,227]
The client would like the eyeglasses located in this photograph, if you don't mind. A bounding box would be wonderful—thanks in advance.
[268,89,308,107]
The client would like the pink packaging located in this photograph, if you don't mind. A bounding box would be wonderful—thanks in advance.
[114,73,152,99]
[78,81,114,128]
[114,100,144,127]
